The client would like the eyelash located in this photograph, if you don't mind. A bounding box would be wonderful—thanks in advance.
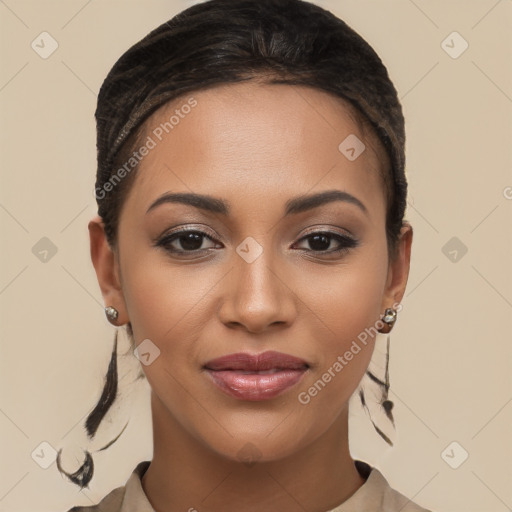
[155,227,359,258]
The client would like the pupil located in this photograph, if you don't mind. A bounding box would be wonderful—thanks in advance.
[181,233,203,250]
[309,234,330,251]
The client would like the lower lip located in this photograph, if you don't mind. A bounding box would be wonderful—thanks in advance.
[205,368,307,401]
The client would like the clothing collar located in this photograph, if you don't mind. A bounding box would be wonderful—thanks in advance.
[120,459,398,512]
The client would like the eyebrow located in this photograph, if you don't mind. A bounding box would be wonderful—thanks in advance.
[145,189,368,216]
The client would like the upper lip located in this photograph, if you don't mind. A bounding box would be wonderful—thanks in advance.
[203,351,309,371]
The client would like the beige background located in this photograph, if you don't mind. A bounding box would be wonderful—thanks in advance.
[1,0,511,511]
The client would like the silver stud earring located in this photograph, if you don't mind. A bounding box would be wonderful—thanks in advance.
[104,306,119,324]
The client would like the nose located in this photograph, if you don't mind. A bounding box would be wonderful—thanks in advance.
[217,248,297,334]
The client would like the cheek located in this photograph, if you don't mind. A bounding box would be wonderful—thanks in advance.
[295,251,388,398]
[298,250,388,345]
[119,248,219,370]
[329,268,385,341]
[119,234,191,332]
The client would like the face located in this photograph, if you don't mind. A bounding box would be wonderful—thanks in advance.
[91,81,412,463]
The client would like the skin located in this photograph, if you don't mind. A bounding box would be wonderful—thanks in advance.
[89,81,413,512]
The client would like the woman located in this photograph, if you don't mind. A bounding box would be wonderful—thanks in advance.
[61,0,431,510]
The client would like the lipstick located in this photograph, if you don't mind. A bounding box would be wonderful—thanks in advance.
[203,351,309,401]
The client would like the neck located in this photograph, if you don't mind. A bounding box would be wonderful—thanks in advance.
[142,391,366,512]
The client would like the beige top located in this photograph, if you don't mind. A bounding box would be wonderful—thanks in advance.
[67,460,432,512]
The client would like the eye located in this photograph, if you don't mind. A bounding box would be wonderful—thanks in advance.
[293,231,358,256]
[155,228,221,257]
[155,227,358,259]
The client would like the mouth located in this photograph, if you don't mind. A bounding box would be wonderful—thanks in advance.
[203,350,309,372]
[203,351,309,401]
[225,368,293,374]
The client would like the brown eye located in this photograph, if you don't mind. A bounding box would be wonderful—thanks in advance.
[294,231,358,255]
[156,229,220,255]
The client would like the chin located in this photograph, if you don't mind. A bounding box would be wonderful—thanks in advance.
[193,418,318,466]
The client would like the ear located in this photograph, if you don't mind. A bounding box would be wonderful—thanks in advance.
[381,222,413,311]
[88,215,129,326]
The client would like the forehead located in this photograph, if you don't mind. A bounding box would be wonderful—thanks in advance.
[122,81,386,218]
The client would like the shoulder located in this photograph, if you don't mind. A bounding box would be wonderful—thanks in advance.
[331,460,434,512]
[363,462,433,512]
[64,461,151,512]
[64,485,125,512]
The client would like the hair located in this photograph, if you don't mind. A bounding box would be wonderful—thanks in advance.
[59,0,407,489]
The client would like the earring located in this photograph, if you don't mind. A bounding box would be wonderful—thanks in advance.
[104,306,119,324]
[377,307,397,334]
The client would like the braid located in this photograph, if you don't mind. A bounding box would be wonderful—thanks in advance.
[57,331,131,488]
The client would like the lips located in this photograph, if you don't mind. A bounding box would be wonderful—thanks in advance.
[203,351,309,372]
[203,351,309,401]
